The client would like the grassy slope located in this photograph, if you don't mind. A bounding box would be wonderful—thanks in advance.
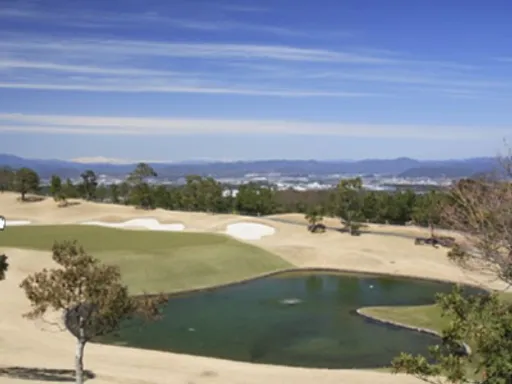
[360,305,447,332]
[360,294,512,376]
[360,292,512,334]
[0,225,292,293]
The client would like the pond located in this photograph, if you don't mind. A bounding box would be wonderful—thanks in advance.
[100,272,481,369]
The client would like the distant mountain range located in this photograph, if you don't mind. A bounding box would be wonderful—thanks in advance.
[0,154,501,180]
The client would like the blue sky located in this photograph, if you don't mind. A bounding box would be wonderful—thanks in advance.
[1,0,511,162]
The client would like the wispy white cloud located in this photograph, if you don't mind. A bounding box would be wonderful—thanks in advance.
[222,63,510,95]
[264,68,507,88]
[331,71,505,88]
[0,113,508,140]
[220,4,269,13]
[0,6,344,38]
[438,88,485,100]
[0,34,400,96]
[1,34,483,78]
[0,36,394,64]
[0,34,507,97]
[157,19,318,37]
[0,27,402,97]
[0,59,185,77]
[0,82,378,97]
[0,1,506,101]
[0,8,35,18]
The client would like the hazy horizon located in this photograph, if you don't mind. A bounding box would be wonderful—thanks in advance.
[0,152,502,165]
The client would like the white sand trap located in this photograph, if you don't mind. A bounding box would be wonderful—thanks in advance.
[81,218,185,231]
[225,222,276,240]
[6,220,32,226]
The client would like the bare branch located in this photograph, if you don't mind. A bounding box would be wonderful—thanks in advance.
[33,313,67,333]
[442,170,512,288]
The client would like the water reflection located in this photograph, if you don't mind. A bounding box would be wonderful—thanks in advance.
[305,275,323,295]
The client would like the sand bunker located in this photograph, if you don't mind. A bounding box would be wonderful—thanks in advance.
[81,218,185,231]
[226,222,276,240]
[5,220,32,226]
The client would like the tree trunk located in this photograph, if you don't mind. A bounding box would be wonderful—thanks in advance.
[75,338,86,384]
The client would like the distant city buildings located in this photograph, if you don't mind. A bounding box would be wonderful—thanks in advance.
[40,172,452,194]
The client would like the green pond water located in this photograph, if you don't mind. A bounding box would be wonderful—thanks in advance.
[101,272,480,369]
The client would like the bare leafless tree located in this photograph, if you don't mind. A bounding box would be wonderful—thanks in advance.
[393,147,512,383]
[441,149,512,285]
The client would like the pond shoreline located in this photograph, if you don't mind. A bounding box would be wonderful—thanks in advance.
[141,267,475,360]
[116,267,476,370]
[356,309,472,355]
[142,266,489,300]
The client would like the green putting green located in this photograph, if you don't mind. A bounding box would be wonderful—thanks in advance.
[360,290,512,334]
[0,225,292,293]
[359,305,447,332]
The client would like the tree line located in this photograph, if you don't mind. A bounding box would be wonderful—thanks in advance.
[0,163,445,229]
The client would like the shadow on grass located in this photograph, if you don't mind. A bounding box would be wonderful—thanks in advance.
[0,366,95,382]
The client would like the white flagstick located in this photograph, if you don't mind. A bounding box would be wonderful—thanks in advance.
[0,216,6,231]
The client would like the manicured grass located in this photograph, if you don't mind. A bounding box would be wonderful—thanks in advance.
[361,292,512,377]
[360,304,447,332]
[0,225,292,294]
[360,291,512,334]
[358,305,446,374]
